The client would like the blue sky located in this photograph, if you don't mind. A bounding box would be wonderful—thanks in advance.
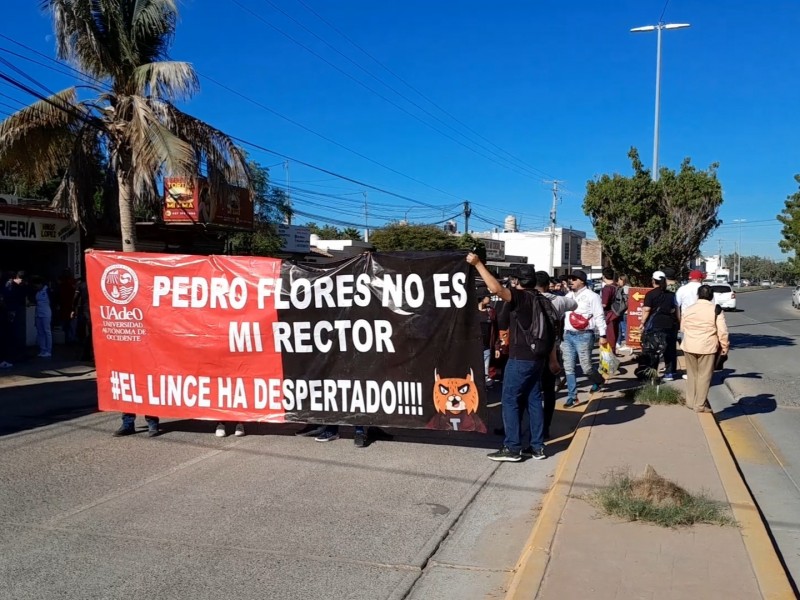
[1,0,798,260]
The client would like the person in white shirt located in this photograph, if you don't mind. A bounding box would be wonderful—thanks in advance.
[561,270,607,407]
[675,270,705,319]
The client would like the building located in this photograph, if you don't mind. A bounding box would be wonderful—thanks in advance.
[0,195,81,279]
[476,224,586,277]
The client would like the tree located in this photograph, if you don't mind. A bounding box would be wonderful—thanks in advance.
[583,148,723,285]
[369,222,485,258]
[0,0,248,252]
[777,175,800,278]
[228,161,288,257]
[304,223,362,241]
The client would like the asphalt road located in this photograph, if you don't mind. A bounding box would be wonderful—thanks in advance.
[705,287,800,591]
[0,360,578,600]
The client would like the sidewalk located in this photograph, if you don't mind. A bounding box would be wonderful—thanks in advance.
[0,344,95,389]
[506,358,795,600]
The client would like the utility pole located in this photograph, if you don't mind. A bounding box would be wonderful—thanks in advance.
[463,201,471,234]
[545,180,562,275]
[283,160,292,224]
[363,191,369,243]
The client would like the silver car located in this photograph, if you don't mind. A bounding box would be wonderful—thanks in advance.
[711,283,737,311]
[792,286,800,309]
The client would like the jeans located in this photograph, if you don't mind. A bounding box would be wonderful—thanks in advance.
[35,315,52,355]
[561,331,603,401]
[122,413,159,429]
[483,348,491,378]
[500,358,545,452]
[663,329,678,375]
[619,314,627,344]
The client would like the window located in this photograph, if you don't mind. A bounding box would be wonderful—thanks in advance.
[564,242,570,261]
[575,244,581,261]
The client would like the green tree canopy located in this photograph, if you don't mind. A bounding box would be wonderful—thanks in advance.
[583,148,723,285]
[369,222,485,258]
[777,175,800,278]
[304,222,363,241]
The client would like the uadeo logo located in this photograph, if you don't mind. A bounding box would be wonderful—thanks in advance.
[100,265,139,305]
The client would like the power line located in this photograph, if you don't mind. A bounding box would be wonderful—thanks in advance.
[253,0,554,182]
[290,0,562,183]
[227,0,546,182]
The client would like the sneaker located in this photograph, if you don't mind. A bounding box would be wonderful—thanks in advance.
[487,446,522,462]
[147,425,160,437]
[681,374,688,380]
[215,423,227,437]
[39,353,52,358]
[113,425,136,437]
[531,447,546,460]
[564,398,577,408]
[590,383,601,393]
[295,424,325,437]
[234,423,245,437]
[354,428,367,448]
[662,373,675,382]
[0,361,12,368]
[315,429,339,443]
[695,405,713,414]
[520,447,533,458]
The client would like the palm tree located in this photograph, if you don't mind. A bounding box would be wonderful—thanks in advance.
[0,0,248,251]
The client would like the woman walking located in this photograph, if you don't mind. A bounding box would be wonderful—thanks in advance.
[680,285,730,413]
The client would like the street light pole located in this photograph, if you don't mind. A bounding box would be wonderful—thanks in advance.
[631,22,690,182]
[733,219,746,283]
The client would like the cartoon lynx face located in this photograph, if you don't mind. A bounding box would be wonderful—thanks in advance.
[433,369,479,414]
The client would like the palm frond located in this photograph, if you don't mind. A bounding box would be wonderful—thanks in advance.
[0,88,83,185]
[113,95,194,202]
[131,61,198,100]
[51,125,103,226]
[163,102,250,189]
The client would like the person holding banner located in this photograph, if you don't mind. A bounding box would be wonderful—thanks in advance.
[466,253,549,462]
[114,413,160,437]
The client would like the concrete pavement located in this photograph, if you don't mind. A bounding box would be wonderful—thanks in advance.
[507,354,795,600]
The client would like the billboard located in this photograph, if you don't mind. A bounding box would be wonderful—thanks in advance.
[163,178,253,229]
[85,251,488,432]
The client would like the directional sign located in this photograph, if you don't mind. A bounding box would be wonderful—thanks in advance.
[625,287,651,350]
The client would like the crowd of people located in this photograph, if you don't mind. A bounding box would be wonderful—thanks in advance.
[466,257,730,462]
[0,269,92,368]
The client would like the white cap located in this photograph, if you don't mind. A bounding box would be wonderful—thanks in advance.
[652,270,666,281]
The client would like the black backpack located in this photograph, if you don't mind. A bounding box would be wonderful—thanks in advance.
[610,285,627,316]
[515,291,558,358]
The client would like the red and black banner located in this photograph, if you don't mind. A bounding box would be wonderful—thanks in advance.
[85,251,488,432]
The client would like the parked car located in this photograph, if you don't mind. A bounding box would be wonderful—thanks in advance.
[711,283,737,311]
[760,280,772,288]
[792,286,800,309]
[741,278,751,287]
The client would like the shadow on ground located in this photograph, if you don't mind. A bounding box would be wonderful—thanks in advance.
[716,393,778,422]
[727,332,796,349]
[0,379,98,436]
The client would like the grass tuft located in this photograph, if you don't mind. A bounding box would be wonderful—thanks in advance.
[623,383,684,405]
[590,466,735,528]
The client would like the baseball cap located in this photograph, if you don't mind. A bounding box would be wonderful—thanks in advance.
[689,270,704,281]
[517,264,536,287]
[652,270,666,281]
[569,269,588,283]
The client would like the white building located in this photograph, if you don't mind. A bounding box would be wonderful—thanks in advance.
[476,225,586,277]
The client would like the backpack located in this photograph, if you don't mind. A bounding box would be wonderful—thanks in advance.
[610,285,627,317]
[515,291,558,359]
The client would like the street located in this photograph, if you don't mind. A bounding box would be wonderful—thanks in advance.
[0,365,579,600]
[706,287,800,590]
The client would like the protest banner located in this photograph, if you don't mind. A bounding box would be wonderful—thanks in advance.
[85,251,488,432]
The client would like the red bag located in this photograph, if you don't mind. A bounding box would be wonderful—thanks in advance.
[569,312,590,330]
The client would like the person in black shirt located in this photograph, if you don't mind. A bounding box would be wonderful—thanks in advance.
[466,254,548,462]
[477,291,497,384]
[641,270,679,380]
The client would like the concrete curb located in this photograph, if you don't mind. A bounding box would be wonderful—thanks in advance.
[503,397,602,599]
[699,413,795,599]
